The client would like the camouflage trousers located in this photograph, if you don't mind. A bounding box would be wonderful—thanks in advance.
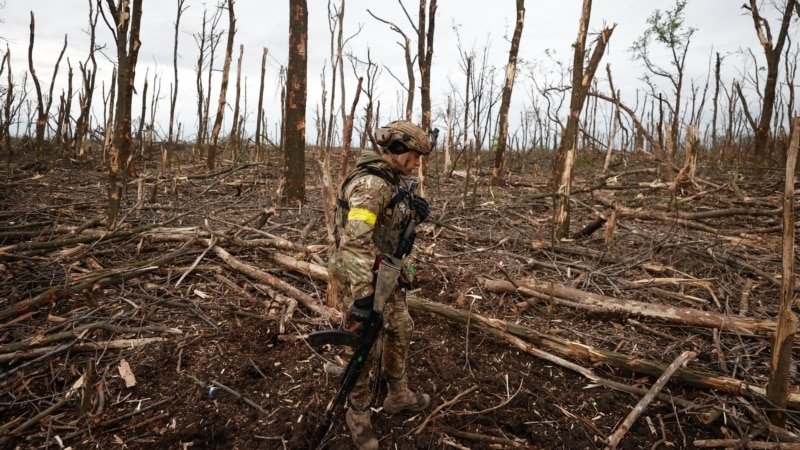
[341,288,414,412]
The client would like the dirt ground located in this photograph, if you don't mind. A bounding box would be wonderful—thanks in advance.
[1,146,798,449]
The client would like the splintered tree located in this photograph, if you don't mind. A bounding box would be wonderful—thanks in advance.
[491,0,525,187]
[207,0,236,171]
[552,0,614,241]
[102,0,143,229]
[767,117,799,426]
[71,0,99,160]
[283,0,308,203]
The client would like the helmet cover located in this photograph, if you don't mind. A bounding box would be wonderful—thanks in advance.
[374,121,433,156]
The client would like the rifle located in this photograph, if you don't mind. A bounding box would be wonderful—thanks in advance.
[306,179,419,448]
[306,258,400,448]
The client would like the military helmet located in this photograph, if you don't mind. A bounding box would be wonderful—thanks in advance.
[374,121,436,156]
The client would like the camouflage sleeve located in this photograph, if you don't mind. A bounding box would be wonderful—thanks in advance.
[337,174,393,300]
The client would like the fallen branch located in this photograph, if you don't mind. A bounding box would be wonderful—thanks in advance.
[482,278,776,335]
[0,336,165,363]
[0,239,197,322]
[0,323,178,355]
[436,423,529,448]
[605,351,697,449]
[407,296,800,407]
[693,439,800,449]
[210,245,340,322]
[211,379,268,415]
[412,385,479,436]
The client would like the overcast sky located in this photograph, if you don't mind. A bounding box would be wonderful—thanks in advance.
[0,1,774,144]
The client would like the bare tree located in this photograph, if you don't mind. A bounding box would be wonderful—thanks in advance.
[553,0,614,240]
[101,0,143,229]
[207,0,236,171]
[28,12,67,156]
[71,0,99,160]
[491,0,525,186]
[0,47,12,166]
[603,63,623,171]
[416,0,436,131]
[284,0,308,203]
[745,0,794,157]
[367,7,416,121]
[168,0,188,151]
[55,60,74,155]
[255,47,268,161]
[325,0,346,149]
[229,44,243,155]
[194,7,223,153]
[348,50,380,150]
[137,70,149,157]
[193,10,208,152]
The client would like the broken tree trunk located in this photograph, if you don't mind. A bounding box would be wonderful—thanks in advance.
[766,116,800,426]
[481,278,777,335]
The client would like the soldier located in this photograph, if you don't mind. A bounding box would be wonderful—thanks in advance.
[327,120,434,449]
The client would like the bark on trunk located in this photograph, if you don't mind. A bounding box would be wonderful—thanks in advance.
[491,0,525,187]
[207,0,236,171]
[106,0,143,229]
[283,0,308,203]
[553,0,614,240]
[481,278,778,335]
[766,116,800,426]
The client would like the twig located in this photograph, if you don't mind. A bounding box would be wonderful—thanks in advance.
[0,338,78,381]
[175,235,217,288]
[210,379,268,415]
[436,423,529,448]
[412,385,479,436]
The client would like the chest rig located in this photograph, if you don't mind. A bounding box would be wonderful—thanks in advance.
[334,163,413,257]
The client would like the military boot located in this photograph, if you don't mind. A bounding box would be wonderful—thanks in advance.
[382,379,430,415]
[345,408,378,450]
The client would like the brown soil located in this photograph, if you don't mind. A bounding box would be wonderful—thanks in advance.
[1,147,797,449]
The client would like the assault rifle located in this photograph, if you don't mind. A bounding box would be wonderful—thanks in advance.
[306,179,420,449]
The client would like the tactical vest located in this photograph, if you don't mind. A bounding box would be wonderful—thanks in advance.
[334,163,413,258]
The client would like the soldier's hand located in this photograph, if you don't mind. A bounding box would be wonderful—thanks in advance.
[411,196,430,222]
[349,295,374,322]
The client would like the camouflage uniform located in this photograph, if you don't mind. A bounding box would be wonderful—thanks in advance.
[327,148,418,411]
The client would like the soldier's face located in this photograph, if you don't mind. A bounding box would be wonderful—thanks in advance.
[390,151,422,175]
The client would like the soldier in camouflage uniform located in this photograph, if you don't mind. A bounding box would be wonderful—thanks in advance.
[328,120,434,449]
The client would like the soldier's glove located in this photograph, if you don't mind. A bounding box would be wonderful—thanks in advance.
[410,196,430,223]
[349,295,374,322]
